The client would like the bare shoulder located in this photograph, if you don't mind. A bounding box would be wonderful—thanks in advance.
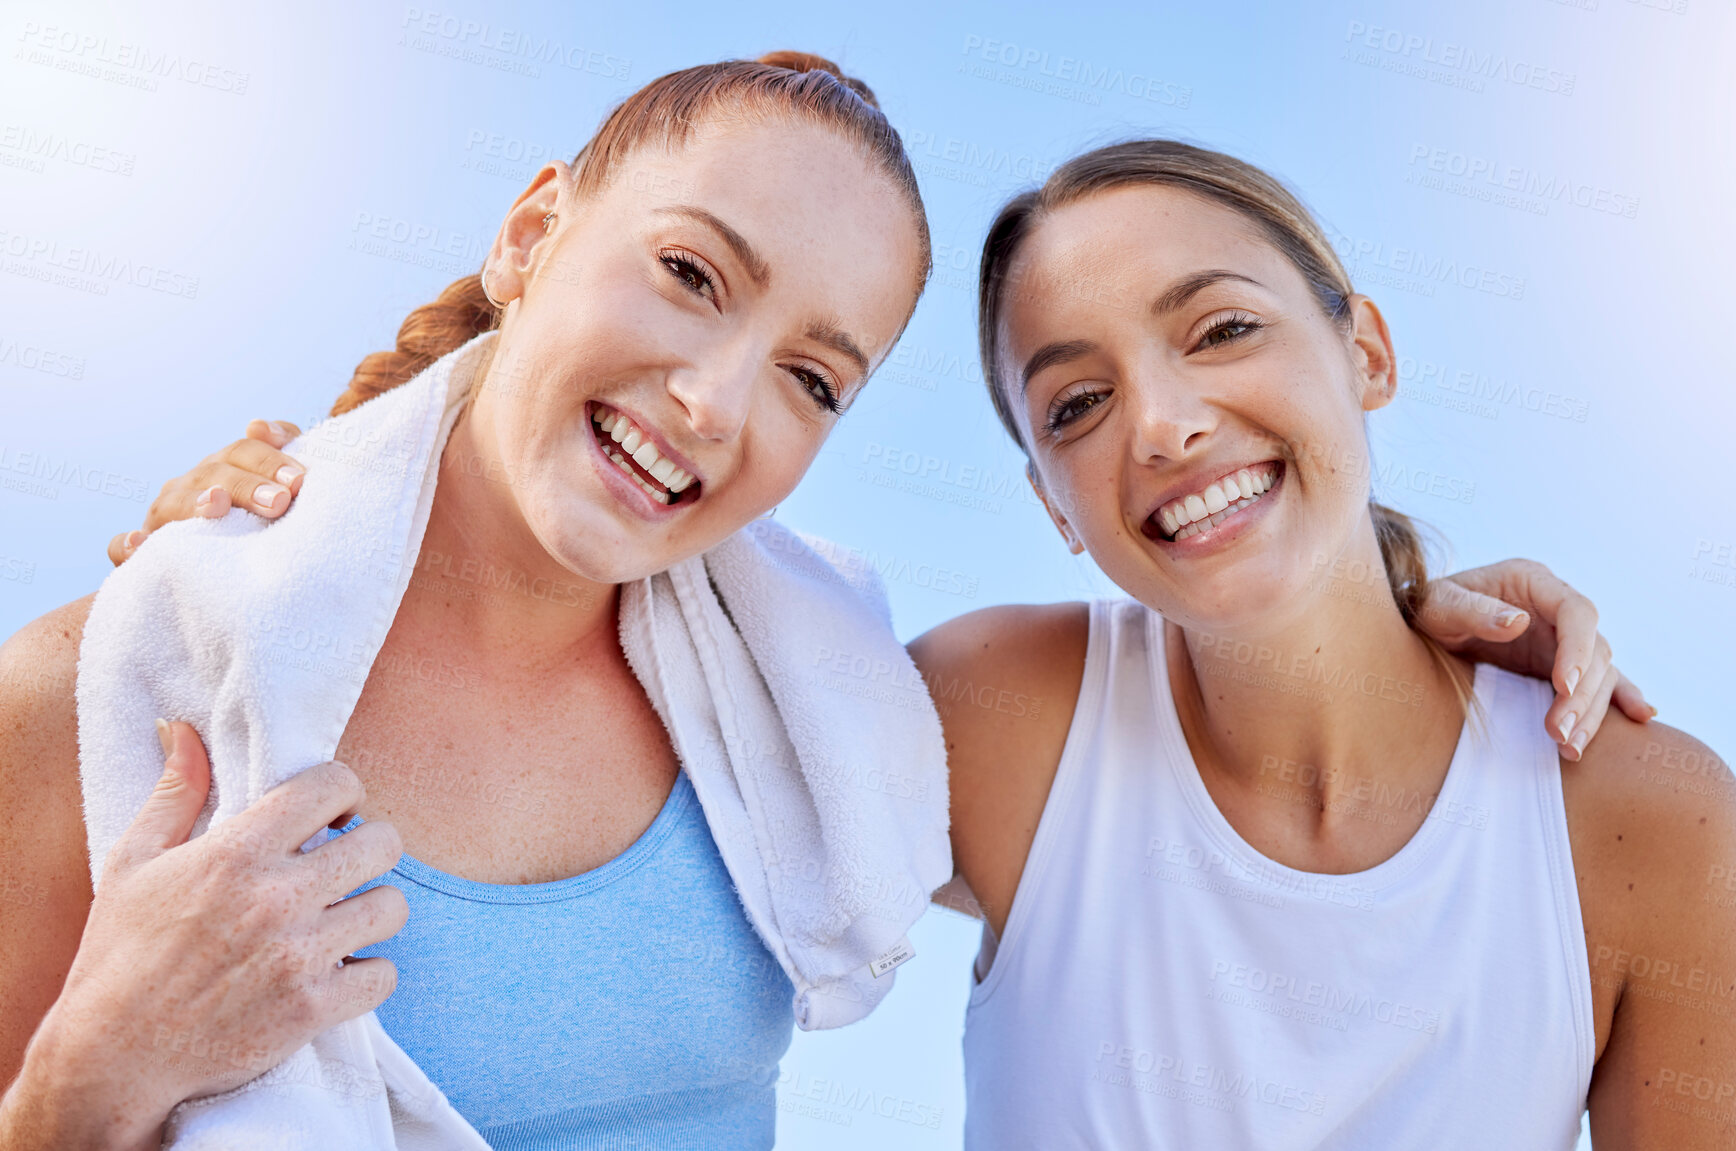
[0,595,92,785]
[0,596,97,1084]
[1564,711,1736,897]
[908,602,1090,936]
[1564,711,1736,1147]
[908,601,1090,717]
[908,601,1089,768]
[0,594,94,870]
[1564,711,1736,951]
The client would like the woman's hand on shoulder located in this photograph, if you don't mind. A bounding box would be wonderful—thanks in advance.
[1417,558,1654,760]
[908,602,1088,938]
[108,420,306,566]
[1565,715,1736,1148]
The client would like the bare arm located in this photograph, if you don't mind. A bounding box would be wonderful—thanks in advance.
[0,601,99,1144]
[0,603,409,1150]
[909,603,1087,940]
[1566,715,1736,1148]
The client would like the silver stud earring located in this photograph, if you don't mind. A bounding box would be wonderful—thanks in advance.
[542,212,556,230]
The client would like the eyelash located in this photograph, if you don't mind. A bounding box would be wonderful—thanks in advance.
[1042,312,1266,434]
[1195,310,1264,350]
[789,366,842,414]
[661,249,718,301]
[660,247,840,415]
[1044,387,1108,435]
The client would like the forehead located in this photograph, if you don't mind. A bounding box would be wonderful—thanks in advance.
[1000,185,1290,346]
[603,117,921,345]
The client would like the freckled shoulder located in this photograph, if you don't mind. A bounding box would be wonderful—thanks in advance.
[1563,712,1736,1144]
[0,595,92,835]
[0,595,96,1085]
[908,602,1090,936]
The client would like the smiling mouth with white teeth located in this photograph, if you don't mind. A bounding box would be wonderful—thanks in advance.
[590,404,700,506]
[1149,461,1282,542]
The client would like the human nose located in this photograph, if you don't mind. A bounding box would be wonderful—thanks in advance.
[667,337,757,442]
[1127,359,1218,463]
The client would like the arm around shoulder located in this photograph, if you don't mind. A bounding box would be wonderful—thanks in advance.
[1566,712,1736,1149]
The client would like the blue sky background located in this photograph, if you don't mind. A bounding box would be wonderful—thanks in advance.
[4,1,1733,1146]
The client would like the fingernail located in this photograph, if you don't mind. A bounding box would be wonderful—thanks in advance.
[1557,711,1578,743]
[1495,609,1527,628]
[124,529,145,552]
[1564,667,1581,695]
[269,421,290,439]
[1647,704,1660,720]
[254,483,288,511]
[275,465,303,486]
[156,718,174,758]
[194,487,213,509]
[1570,728,1591,754]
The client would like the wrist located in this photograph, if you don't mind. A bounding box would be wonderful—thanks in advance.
[0,1007,170,1151]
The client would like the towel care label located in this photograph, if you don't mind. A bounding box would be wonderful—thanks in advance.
[869,937,916,979]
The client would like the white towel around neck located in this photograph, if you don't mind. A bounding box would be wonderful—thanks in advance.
[75,332,952,1148]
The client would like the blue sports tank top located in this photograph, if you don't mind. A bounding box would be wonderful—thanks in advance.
[346,770,794,1149]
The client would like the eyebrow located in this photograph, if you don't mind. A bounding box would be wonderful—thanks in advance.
[1018,269,1266,391]
[1151,269,1262,316]
[805,319,869,377]
[1020,339,1098,392]
[654,205,771,287]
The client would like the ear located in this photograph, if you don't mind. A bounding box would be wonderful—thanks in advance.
[1343,294,1398,413]
[484,160,572,307]
[1029,463,1085,555]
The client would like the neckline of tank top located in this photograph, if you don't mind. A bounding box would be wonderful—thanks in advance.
[1146,607,1497,895]
[336,769,698,905]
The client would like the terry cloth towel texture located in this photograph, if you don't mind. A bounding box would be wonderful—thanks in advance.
[75,331,951,1148]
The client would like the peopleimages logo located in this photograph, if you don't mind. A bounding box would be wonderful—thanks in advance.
[398,8,631,79]
[1327,226,1526,302]
[0,125,136,177]
[958,35,1192,108]
[0,228,200,300]
[1405,144,1639,220]
[15,21,251,95]
[1342,20,1576,95]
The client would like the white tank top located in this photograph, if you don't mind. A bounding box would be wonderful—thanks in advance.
[962,599,1594,1149]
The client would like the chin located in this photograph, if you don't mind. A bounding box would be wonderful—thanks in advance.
[1134,554,1317,638]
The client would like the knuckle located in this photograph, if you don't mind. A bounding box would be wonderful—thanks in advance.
[294,761,361,811]
[369,820,404,859]
[315,760,361,793]
[284,982,327,1031]
[98,840,137,880]
[364,884,410,931]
